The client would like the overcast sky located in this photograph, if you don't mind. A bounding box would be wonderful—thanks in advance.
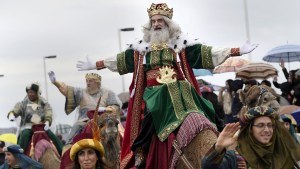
[1,0,300,129]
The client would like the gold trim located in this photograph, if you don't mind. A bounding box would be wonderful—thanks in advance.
[151,43,168,50]
[156,66,177,84]
[201,45,214,69]
[117,52,128,75]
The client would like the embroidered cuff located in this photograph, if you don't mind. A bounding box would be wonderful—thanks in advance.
[230,48,240,56]
[96,60,106,70]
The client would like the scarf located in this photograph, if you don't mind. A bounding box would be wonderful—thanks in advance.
[237,118,300,169]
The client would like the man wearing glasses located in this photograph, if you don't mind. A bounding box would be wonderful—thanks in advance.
[202,106,300,169]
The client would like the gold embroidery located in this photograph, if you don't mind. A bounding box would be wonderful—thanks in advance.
[150,50,160,67]
[151,42,168,50]
[130,52,144,144]
[156,66,177,84]
[117,52,128,75]
[157,81,202,141]
[180,50,193,84]
[149,49,173,68]
[201,45,214,69]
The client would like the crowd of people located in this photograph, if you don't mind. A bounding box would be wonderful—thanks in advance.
[1,2,300,169]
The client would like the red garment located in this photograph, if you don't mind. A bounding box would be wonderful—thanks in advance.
[120,50,202,169]
[25,124,51,156]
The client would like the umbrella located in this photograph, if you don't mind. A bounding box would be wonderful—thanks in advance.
[262,44,300,63]
[235,62,278,80]
[278,105,300,125]
[290,109,300,126]
[213,57,250,74]
[278,105,300,115]
[0,133,17,144]
[192,69,213,77]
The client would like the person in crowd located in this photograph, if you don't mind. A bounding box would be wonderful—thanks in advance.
[280,114,300,143]
[202,88,225,132]
[272,60,299,90]
[7,82,63,156]
[68,133,105,169]
[279,81,294,105]
[243,79,258,92]
[0,141,5,166]
[202,106,300,169]
[76,3,258,168]
[0,144,43,169]
[48,71,121,144]
[261,79,271,87]
[229,79,244,123]
[218,79,233,124]
[292,69,300,106]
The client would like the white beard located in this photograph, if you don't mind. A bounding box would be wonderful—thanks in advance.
[149,27,170,44]
[87,87,99,95]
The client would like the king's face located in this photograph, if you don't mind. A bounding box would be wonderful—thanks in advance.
[151,15,166,31]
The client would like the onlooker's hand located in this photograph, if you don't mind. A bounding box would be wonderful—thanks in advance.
[76,56,96,71]
[279,59,285,68]
[48,71,56,83]
[240,40,259,55]
[215,122,240,153]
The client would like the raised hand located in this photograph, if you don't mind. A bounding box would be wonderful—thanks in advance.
[76,56,96,71]
[215,122,240,153]
[240,40,259,55]
[8,113,15,121]
[48,71,56,83]
[279,59,285,68]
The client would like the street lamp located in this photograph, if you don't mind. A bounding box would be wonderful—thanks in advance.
[118,27,134,92]
[43,55,57,100]
[243,0,252,61]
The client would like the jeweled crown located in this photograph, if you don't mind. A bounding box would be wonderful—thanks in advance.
[85,73,101,81]
[147,3,173,19]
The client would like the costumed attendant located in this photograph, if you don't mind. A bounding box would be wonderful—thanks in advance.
[0,144,42,169]
[69,109,105,169]
[7,82,63,157]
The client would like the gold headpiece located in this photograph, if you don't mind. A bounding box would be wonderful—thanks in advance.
[85,73,101,81]
[147,3,173,19]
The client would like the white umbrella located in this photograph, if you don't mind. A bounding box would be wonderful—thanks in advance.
[263,44,300,69]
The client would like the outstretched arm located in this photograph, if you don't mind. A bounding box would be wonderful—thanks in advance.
[239,40,259,56]
[48,71,67,96]
[77,56,120,72]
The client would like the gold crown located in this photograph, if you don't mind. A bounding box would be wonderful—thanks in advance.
[147,3,173,19]
[85,73,101,81]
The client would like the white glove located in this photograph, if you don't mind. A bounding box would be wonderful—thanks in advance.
[44,121,50,131]
[98,107,106,113]
[240,40,259,55]
[48,71,56,83]
[76,56,96,71]
[8,113,15,121]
